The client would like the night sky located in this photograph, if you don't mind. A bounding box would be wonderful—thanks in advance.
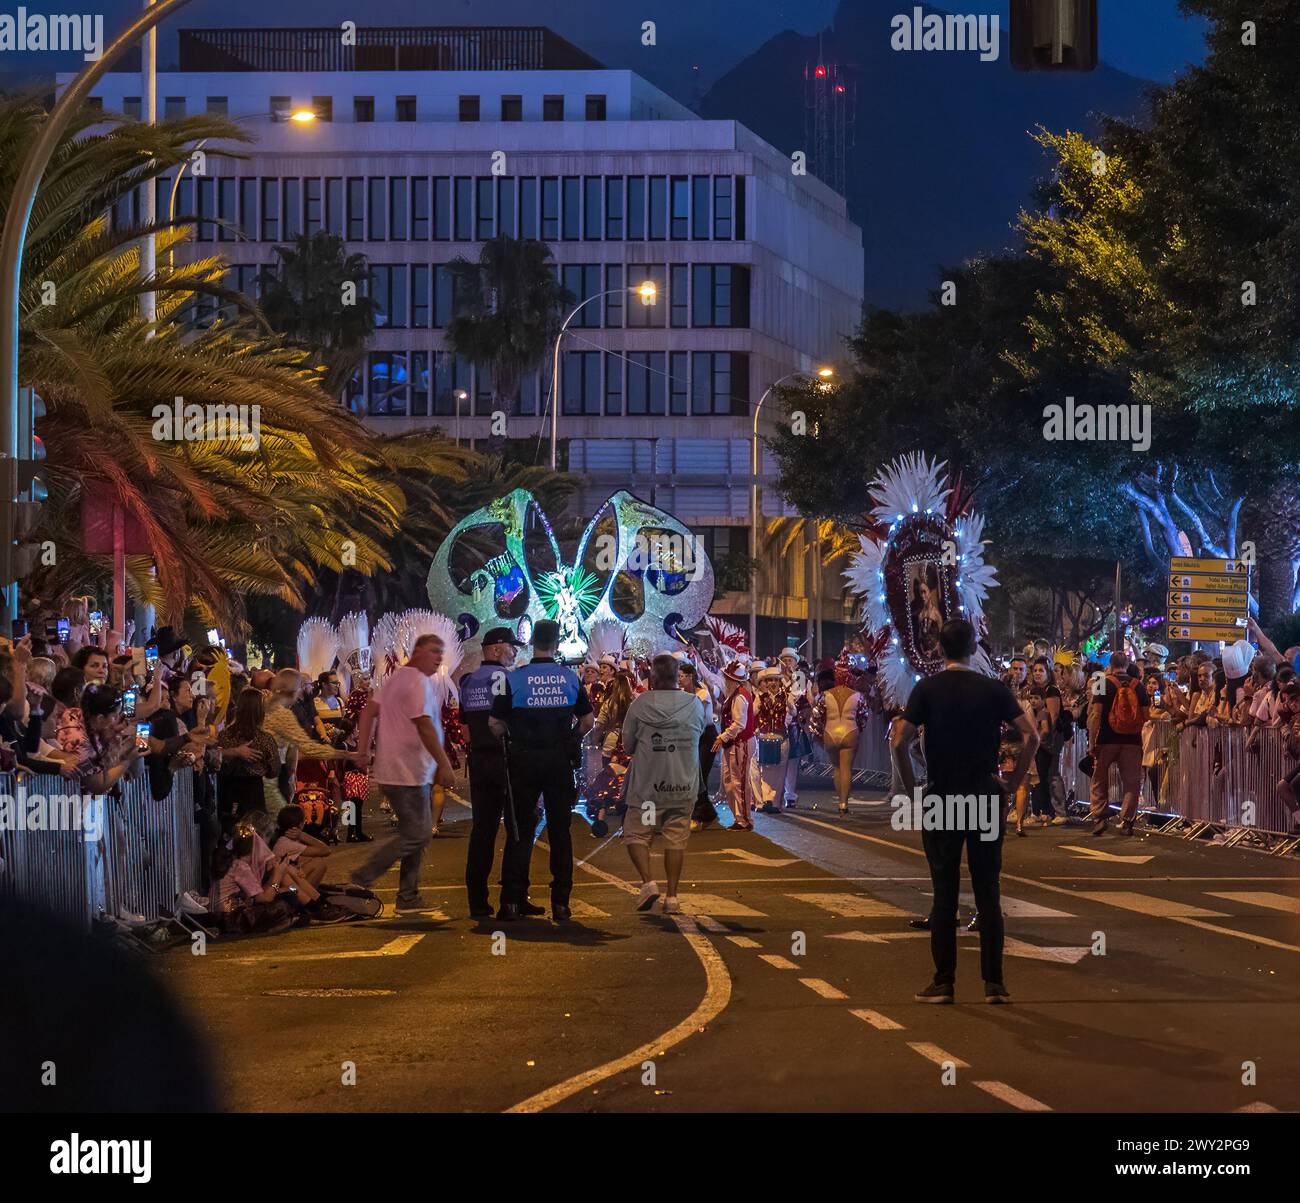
[2,1,1209,85]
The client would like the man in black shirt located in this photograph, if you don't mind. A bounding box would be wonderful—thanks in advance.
[892,619,1038,1004]
[489,620,594,922]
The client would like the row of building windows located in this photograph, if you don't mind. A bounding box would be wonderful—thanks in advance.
[352,349,750,420]
[114,173,746,244]
[367,262,748,330]
[104,93,609,123]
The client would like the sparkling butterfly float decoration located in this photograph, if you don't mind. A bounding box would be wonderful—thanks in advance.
[844,453,999,707]
[427,488,715,660]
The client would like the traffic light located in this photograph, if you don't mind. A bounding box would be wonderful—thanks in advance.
[0,387,48,592]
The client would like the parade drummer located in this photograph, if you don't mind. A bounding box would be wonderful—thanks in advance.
[489,620,594,923]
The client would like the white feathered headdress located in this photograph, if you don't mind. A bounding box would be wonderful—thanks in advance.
[335,611,370,694]
[585,619,625,666]
[370,612,400,685]
[296,617,339,681]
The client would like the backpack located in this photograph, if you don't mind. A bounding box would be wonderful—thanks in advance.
[1107,674,1147,736]
[1054,700,1076,743]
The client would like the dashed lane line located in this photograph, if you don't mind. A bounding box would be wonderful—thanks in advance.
[758,954,800,970]
[726,935,762,948]
[799,977,849,1000]
[225,933,425,965]
[974,1080,1053,1112]
[850,1008,905,1031]
[906,1042,969,1069]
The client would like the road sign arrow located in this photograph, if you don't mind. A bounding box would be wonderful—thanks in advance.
[717,847,801,867]
[1062,844,1154,865]
[965,937,1092,964]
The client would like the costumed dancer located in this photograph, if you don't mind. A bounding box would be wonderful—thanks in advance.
[754,665,795,814]
[778,647,811,808]
[813,665,868,815]
[714,661,759,830]
[294,618,344,840]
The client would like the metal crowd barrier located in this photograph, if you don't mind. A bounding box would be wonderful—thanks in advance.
[0,768,202,931]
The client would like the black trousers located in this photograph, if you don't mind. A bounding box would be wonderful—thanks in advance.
[922,818,1006,986]
[502,750,576,906]
[1030,744,1059,817]
[691,723,719,823]
[465,751,509,910]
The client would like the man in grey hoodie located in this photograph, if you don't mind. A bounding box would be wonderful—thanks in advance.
[621,653,709,914]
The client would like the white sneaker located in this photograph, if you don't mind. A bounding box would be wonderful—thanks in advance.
[636,880,661,911]
[662,897,681,914]
[178,890,209,915]
[1050,816,1068,826]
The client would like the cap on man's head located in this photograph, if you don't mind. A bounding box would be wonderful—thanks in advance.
[532,620,560,648]
[481,626,524,649]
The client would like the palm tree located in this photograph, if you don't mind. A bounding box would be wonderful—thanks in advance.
[3,96,472,630]
[444,236,571,451]
[258,231,376,398]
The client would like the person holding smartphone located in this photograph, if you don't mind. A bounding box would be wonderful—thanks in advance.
[60,684,141,794]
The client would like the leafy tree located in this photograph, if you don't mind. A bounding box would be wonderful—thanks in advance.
[444,236,571,450]
[258,232,376,398]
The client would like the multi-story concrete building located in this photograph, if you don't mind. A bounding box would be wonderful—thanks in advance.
[66,26,864,655]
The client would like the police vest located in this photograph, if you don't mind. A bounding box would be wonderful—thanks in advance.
[503,660,584,749]
[459,663,510,754]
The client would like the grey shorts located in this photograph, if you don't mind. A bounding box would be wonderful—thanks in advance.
[621,802,691,849]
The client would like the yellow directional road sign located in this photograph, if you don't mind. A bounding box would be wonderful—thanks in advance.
[1168,590,1252,609]
[1168,623,1246,642]
[1170,556,1248,575]
[1168,573,1250,592]
[1169,608,1247,626]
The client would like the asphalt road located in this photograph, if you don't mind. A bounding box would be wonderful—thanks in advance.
[159,787,1300,1115]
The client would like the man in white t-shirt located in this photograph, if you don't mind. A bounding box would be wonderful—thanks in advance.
[351,634,455,910]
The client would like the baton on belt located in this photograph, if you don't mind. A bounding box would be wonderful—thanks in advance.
[499,730,521,843]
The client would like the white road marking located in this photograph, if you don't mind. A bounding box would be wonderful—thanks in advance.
[827,930,930,943]
[727,935,762,948]
[964,937,1091,964]
[714,847,801,867]
[507,846,732,1114]
[974,1080,1053,1111]
[758,954,800,970]
[850,1008,904,1031]
[1206,891,1300,914]
[907,1042,969,1069]
[692,914,729,933]
[788,892,909,918]
[1062,845,1155,865]
[1079,892,1228,918]
[567,898,610,919]
[226,934,425,964]
[677,894,766,917]
[799,977,848,1000]
[956,892,1074,919]
[1236,1101,1278,1113]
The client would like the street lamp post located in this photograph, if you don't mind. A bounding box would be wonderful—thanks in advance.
[0,0,195,622]
[549,280,656,470]
[749,366,833,655]
[454,389,468,446]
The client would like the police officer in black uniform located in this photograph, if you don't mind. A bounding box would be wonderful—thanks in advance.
[489,620,594,922]
[459,627,546,919]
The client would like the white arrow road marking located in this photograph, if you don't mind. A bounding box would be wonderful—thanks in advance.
[788,892,909,918]
[1206,891,1300,914]
[227,933,425,965]
[700,847,801,867]
[826,930,930,943]
[964,937,1091,964]
[956,892,1074,919]
[1061,844,1155,865]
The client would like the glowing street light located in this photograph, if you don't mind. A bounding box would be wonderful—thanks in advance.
[288,108,318,124]
[636,280,658,305]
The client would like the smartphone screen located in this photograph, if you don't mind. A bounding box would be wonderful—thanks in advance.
[121,689,137,718]
[10,620,26,639]
[89,611,104,636]
[57,618,69,643]
[135,721,151,751]
[145,646,159,671]
[207,628,220,646]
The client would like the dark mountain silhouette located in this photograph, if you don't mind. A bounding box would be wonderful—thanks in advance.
[699,0,1156,310]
